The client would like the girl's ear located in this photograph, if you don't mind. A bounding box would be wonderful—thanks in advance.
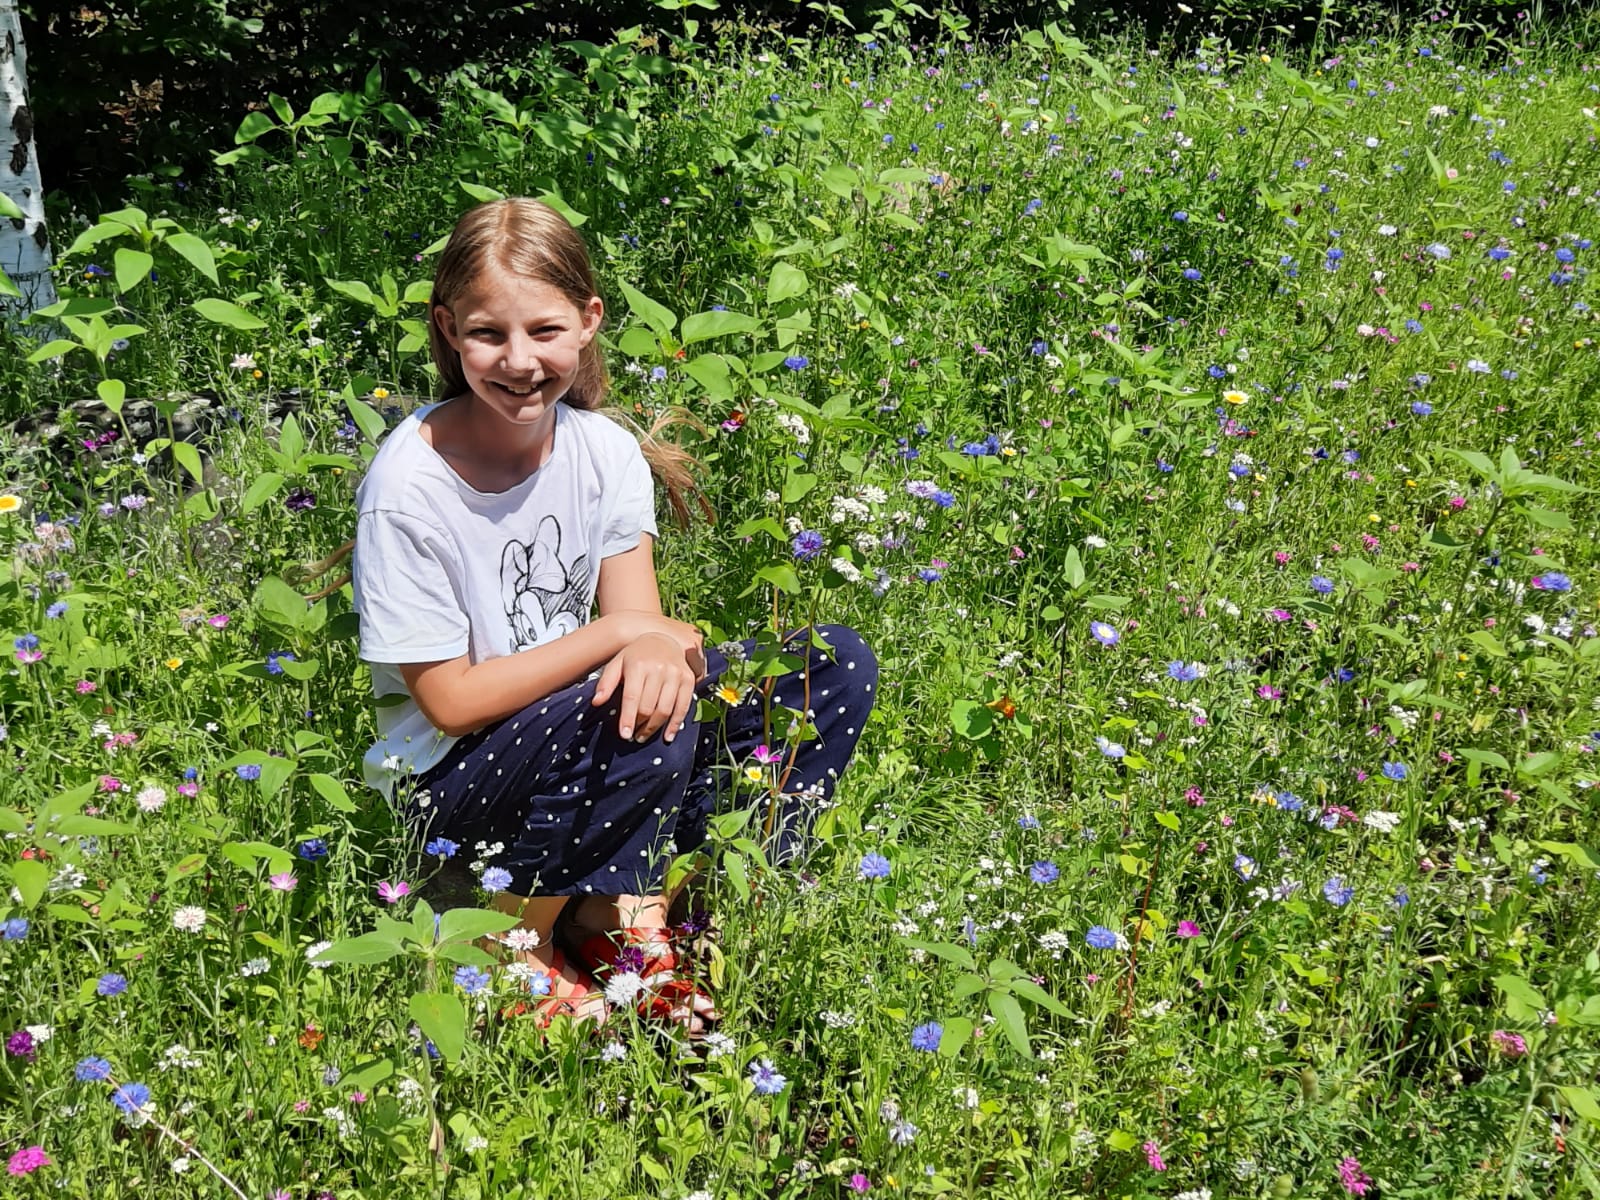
[433,304,461,350]
[578,295,604,346]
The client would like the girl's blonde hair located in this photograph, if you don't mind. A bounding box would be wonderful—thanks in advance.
[295,198,709,600]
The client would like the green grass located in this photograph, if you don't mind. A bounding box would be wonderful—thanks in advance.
[1,10,1598,1198]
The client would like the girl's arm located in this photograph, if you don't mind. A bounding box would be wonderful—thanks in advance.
[399,538,701,740]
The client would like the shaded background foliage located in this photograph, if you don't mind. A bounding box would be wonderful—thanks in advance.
[21,0,1540,199]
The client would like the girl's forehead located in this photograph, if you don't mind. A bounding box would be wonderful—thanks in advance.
[451,268,593,316]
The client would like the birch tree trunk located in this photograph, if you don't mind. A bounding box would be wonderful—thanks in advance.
[0,0,56,317]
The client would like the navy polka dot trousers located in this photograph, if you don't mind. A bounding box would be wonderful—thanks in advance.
[405,624,877,896]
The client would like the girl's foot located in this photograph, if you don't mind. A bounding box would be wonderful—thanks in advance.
[488,935,607,1027]
[569,924,718,1037]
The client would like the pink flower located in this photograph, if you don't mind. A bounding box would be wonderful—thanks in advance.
[1400,561,1420,572]
[1338,1155,1372,1195]
[76,679,97,694]
[99,775,123,793]
[293,1099,310,1113]
[207,614,231,629]
[1143,1140,1166,1171]
[1267,608,1292,622]
[1361,533,1380,551]
[178,782,199,798]
[1448,495,1467,509]
[268,873,298,892]
[1220,814,1234,827]
[1491,1029,1528,1056]
[1257,684,1283,700]
[1175,920,1201,938]
[376,880,411,904]
[752,745,782,765]
[6,1146,49,1176]
[1273,550,1291,566]
[1184,786,1205,806]
[15,649,42,664]
[848,1174,871,1193]
[348,1091,368,1105]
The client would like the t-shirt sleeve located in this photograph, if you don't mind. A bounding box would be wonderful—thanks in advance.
[599,437,660,559]
[353,509,470,664]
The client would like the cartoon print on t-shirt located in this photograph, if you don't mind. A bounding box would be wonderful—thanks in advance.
[501,516,590,650]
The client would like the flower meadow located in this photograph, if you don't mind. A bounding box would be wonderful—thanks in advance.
[2,6,1600,1197]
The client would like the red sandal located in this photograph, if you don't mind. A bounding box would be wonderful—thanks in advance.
[574,926,718,1030]
[506,948,606,1028]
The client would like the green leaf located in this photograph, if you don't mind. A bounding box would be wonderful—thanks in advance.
[308,773,358,814]
[27,339,82,364]
[615,280,677,336]
[1494,973,1547,1014]
[1520,504,1572,530]
[1106,1130,1140,1153]
[1154,810,1180,832]
[314,932,407,966]
[326,278,377,307]
[722,850,749,900]
[1535,841,1600,870]
[51,816,136,837]
[1063,546,1085,591]
[253,575,310,632]
[171,441,204,486]
[0,193,23,220]
[193,297,267,331]
[534,191,587,227]
[754,565,801,596]
[1558,1086,1600,1127]
[766,261,809,306]
[113,247,154,294]
[903,940,977,971]
[1008,977,1071,1017]
[1448,449,1496,480]
[781,471,817,503]
[938,1016,974,1056]
[987,990,1032,1058]
[241,471,285,513]
[278,413,305,463]
[234,110,277,144]
[96,377,126,415]
[681,309,760,344]
[164,232,219,283]
[346,397,387,444]
[0,266,19,301]
[437,908,519,945]
[10,859,48,908]
[949,700,994,741]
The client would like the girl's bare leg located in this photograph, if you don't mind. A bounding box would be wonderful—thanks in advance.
[489,893,606,1022]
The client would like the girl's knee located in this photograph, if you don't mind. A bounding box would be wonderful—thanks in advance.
[815,624,878,685]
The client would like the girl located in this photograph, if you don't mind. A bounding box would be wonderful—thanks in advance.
[350,198,877,1029]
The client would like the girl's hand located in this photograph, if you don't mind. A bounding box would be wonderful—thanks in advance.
[609,611,706,680]
[593,632,699,744]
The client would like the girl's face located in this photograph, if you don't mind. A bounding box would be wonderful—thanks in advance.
[433,266,603,432]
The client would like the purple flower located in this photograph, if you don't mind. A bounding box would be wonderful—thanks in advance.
[1323,876,1354,906]
[235,764,262,781]
[1166,660,1203,682]
[1381,761,1408,781]
[791,530,824,561]
[783,355,809,371]
[910,1021,943,1052]
[480,867,514,894]
[6,1030,36,1062]
[284,488,316,512]
[1029,860,1060,884]
[110,1081,151,1115]
[1532,572,1572,592]
[1085,925,1119,949]
[857,852,891,880]
[749,1058,787,1095]
[453,966,491,995]
[1090,621,1119,646]
[1310,575,1334,594]
[97,972,129,997]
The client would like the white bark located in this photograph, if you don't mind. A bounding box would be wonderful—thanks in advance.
[0,0,56,317]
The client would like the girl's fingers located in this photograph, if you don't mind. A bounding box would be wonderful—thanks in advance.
[593,654,623,707]
[631,670,667,740]
[617,669,647,740]
[666,671,695,742]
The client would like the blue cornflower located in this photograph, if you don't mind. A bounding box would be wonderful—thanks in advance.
[480,867,513,894]
[1095,736,1126,759]
[265,651,295,676]
[1405,319,1424,334]
[1023,198,1043,216]
[235,764,262,782]
[1381,761,1409,781]
[76,1055,113,1082]
[1029,861,1060,885]
[1556,247,1575,263]
[1334,667,1355,683]
[2,917,27,941]
[1172,210,1189,222]
[1425,242,1451,259]
[45,602,67,619]
[749,1058,787,1095]
[649,366,668,383]
[454,966,492,995]
[527,973,552,997]
[1207,365,1226,380]
[910,1022,943,1052]
[1274,790,1304,812]
[1342,449,1360,463]
[1166,660,1202,682]
[424,838,458,859]
[297,838,329,862]
[1533,572,1572,592]
[1310,575,1334,594]
[1090,621,1119,646]
[1391,887,1410,909]
[110,1081,151,1115]
[1323,876,1354,906]
[783,355,809,371]
[1487,246,1511,261]
[1017,814,1040,830]
[97,972,129,997]
[857,852,891,880]
[1182,267,1202,281]
[1528,860,1550,885]
[931,489,956,508]
[1233,854,1258,881]
[183,766,199,781]
[917,567,942,584]
[1085,925,1120,949]
[1411,401,1433,416]
[14,634,39,652]
[792,530,825,561]
[1030,339,1048,355]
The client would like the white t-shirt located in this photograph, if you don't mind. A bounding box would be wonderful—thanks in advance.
[352,399,659,794]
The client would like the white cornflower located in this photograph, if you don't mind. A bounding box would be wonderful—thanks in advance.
[240,957,270,977]
[954,1086,980,1109]
[171,1157,192,1174]
[775,412,811,445]
[1084,534,1108,548]
[230,353,256,370]
[136,786,167,813]
[501,928,541,952]
[603,971,645,1007]
[888,1119,919,1146]
[172,906,208,933]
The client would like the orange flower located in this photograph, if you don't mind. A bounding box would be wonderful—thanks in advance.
[298,1025,324,1050]
[986,696,1018,720]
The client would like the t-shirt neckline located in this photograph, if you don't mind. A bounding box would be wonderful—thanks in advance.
[413,397,564,499]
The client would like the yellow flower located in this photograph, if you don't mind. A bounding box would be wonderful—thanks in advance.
[1222,390,1248,405]
[165,657,183,671]
[1405,478,1418,488]
[373,387,391,400]
[743,765,764,784]
[0,494,21,514]
[1260,53,1272,63]
[1367,512,1381,523]
[252,369,263,379]
[716,684,741,705]
[1001,446,1018,457]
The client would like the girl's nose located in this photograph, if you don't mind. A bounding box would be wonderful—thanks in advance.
[501,335,538,373]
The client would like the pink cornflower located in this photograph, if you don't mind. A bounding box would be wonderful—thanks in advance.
[293,1099,310,1113]
[1361,533,1380,551]
[15,648,42,664]
[1273,550,1291,566]
[1143,1141,1166,1171]
[376,880,411,904]
[1175,920,1201,938]
[1267,608,1292,622]
[1491,1029,1528,1056]
[7,1146,49,1176]
[1257,684,1283,700]
[76,679,97,694]
[1400,561,1420,572]
[348,1091,368,1105]
[178,782,199,798]
[1338,1155,1372,1195]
